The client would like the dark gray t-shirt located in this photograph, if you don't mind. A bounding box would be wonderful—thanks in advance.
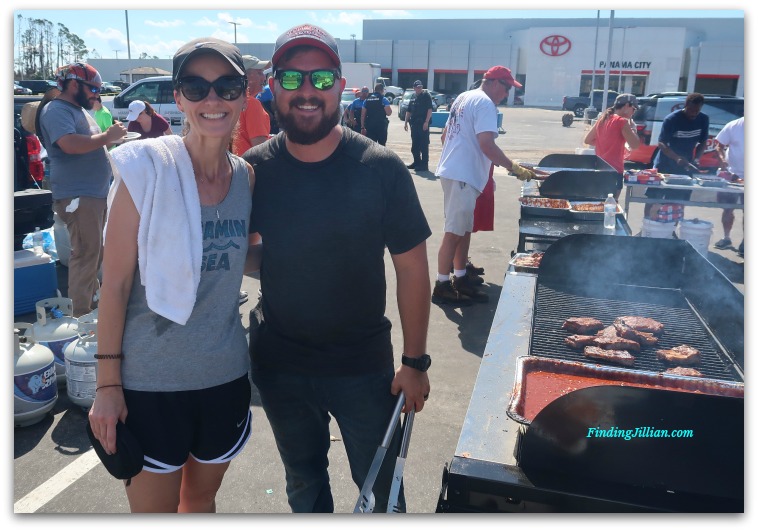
[120,154,251,392]
[39,98,112,200]
[246,128,431,376]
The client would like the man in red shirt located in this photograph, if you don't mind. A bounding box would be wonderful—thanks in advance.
[233,55,272,156]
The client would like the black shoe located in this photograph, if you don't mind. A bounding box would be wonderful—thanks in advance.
[431,280,473,306]
[406,163,417,169]
[466,269,485,285]
[452,275,489,303]
[466,260,485,276]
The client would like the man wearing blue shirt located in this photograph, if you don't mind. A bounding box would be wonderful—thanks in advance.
[645,93,709,218]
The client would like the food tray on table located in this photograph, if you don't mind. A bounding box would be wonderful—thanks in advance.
[506,356,744,425]
[696,177,728,188]
[508,252,545,273]
[662,174,693,186]
[519,197,571,218]
[568,201,623,221]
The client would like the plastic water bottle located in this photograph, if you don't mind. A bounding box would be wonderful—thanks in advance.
[32,226,44,255]
[603,194,617,230]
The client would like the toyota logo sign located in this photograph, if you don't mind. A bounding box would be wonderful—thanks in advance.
[540,35,571,57]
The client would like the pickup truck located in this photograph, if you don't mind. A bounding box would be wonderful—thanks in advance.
[562,90,619,117]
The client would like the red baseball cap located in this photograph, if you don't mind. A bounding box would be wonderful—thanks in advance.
[272,24,341,71]
[482,66,522,88]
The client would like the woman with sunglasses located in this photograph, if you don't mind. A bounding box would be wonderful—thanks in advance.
[88,37,257,513]
[583,93,641,197]
[125,100,171,139]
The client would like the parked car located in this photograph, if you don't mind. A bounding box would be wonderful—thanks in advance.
[625,93,744,171]
[100,82,122,95]
[109,80,131,90]
[562,89,619,117]
[17,79,58,95]
[14,96,52,250]
[102,76,184,134]
[14,82,32,95]
[397,89,437,121]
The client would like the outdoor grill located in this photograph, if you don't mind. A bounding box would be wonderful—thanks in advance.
[517,163,630,253]
[437,234,744,512]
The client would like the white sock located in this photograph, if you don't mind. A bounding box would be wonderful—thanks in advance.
[437,273,451,283]
[453,269,466,278]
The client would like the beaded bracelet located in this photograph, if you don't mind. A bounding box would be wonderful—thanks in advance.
[96,384,123,392]
[94,353,124,360]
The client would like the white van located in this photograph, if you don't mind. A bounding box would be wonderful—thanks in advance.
[102,76,185,135]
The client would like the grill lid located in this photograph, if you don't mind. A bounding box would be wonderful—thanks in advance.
[518,386,743,507]
[538,153,615,170]
[538,170,619,200]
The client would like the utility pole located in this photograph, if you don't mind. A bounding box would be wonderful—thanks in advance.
[113,49,121,59]
[228,21,241,44]
[125,10,133,85]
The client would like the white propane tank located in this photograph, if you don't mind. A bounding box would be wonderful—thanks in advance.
[31,297,79,389]
[77,307,98,325]
[14,323,58,427]
[65,320,99,410]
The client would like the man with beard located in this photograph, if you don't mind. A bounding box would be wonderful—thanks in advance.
[39,63,126,316]
[243,24,432,513]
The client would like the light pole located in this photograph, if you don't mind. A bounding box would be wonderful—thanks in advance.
[228,21,241,44]
[113,49,122,59]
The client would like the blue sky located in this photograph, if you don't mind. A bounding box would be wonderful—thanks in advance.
[11,5,744,60]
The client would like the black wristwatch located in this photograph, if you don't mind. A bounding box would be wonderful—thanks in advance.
[401,354,432,372]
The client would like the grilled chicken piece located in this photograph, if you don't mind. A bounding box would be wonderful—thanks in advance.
[584,346,636,367]
[656,345,701,365]
[596,325,619,338]
[562,317,604,334]
[614,316,664,335]
[665,367,704,377]
[591,336,640,352]
[613,321,659,346]
[565,335,597,349]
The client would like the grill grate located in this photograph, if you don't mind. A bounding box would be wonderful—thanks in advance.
[530,282,740,382]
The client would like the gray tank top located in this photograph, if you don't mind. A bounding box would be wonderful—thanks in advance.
[121,154,251,392]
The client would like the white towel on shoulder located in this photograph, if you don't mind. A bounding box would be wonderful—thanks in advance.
[108,136,202,325]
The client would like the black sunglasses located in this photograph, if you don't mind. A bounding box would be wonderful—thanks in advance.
[79,80,101,94]
[177,75,248,102]
[275,69,340,91]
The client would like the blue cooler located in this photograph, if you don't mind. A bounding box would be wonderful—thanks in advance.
[14,250,58,316]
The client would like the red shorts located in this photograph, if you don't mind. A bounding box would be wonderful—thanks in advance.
[473,164,495,232]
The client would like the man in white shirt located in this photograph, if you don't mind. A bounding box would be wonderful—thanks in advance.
[712,117,744,256]
[432,65,535,305]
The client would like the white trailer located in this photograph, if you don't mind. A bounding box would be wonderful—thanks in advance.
[340,63,382,92]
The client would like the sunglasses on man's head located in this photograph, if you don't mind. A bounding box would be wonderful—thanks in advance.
[275,69,340,91]
[177,75,248,102]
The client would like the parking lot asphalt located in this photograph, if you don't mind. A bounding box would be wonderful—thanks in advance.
[10,105,745,517]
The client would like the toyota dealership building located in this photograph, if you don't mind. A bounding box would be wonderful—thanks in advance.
[92,14,743,108]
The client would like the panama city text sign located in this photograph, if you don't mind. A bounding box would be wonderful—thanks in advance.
[599,60,652,69]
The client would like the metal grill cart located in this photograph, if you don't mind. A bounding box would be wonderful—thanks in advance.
[436,234,744,513]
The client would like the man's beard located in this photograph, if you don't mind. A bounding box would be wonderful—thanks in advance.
[274,96,340,145]
[75,85,95,110]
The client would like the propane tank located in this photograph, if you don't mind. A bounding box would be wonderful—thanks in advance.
[64,320,99,410]
[14,323,58,427]
[77,307,98,325]
[31,297,79,389]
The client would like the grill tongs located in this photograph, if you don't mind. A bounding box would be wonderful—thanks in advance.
[353,392,416,513]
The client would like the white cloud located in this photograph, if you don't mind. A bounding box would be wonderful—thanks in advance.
[309,11,367,27]
[145,19,185,28]
[194,16,220,28]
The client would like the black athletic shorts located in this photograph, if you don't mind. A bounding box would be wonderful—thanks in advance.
[123,375,252,474]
